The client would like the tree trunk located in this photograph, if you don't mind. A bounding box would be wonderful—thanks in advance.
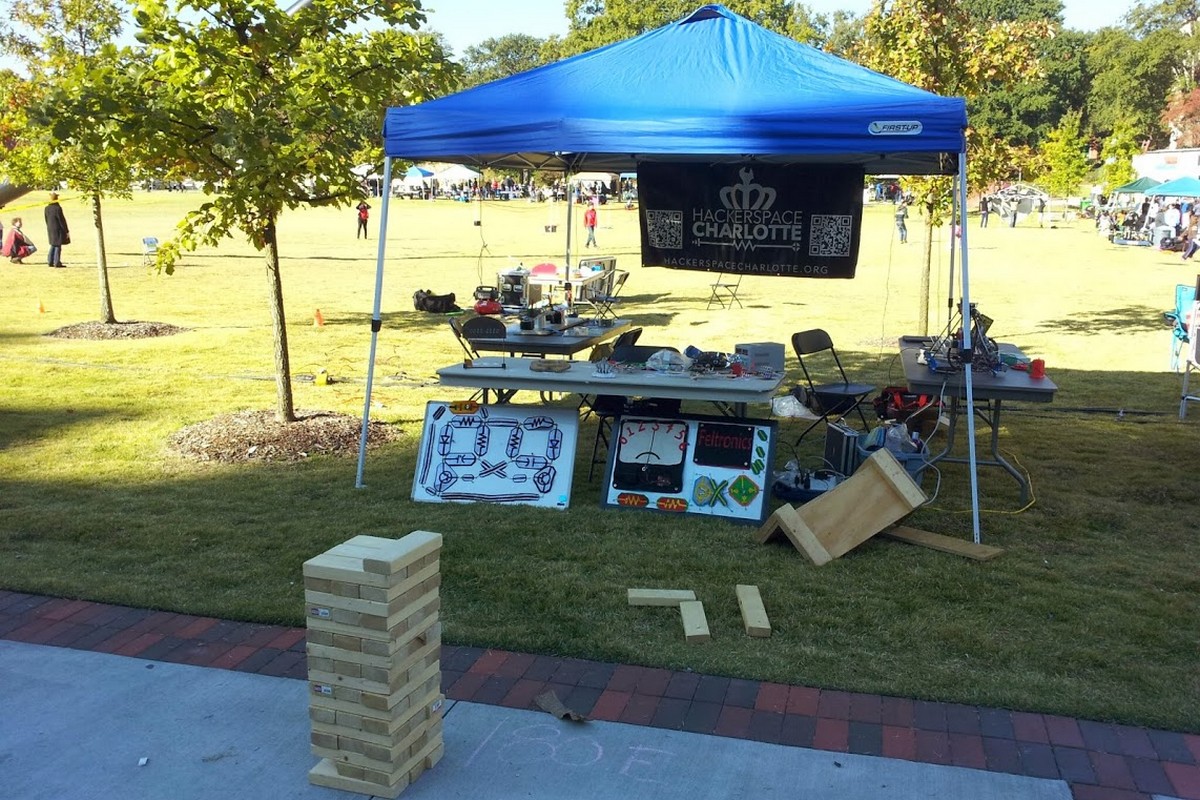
[263,218,295,423]
[92,193,116,324]
[919,215,934,335]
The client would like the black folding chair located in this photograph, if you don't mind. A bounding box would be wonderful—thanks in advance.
[449,317,513,403]
[589,270,629,319]
[790,329,874,445]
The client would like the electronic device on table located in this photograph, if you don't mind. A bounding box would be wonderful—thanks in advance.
[922,301,1002,373]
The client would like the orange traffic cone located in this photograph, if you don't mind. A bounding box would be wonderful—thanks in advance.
[313,308,325,327]
[37,299,45,314]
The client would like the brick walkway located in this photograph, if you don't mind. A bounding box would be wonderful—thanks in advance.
[2,590,1197,800]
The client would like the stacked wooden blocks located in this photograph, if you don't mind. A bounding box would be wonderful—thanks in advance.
[303,532,445,798]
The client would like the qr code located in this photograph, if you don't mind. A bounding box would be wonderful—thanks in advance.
[645,209,683,249]
[808,214,853,258]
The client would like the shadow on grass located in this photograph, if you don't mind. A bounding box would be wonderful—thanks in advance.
[0,406,123,450]
[1037,305,1168,335]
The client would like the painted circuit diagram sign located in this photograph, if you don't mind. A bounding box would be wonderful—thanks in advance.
[413,401,578,509]
[602,414,775,524]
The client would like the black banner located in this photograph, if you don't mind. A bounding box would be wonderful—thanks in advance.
[638,163,864,279]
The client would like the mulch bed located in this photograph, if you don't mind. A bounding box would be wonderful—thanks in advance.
[169,410,402,463]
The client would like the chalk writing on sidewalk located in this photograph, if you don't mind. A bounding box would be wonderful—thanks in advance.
[463,720,675,784]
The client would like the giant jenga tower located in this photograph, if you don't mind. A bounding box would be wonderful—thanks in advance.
[302,532,444,798]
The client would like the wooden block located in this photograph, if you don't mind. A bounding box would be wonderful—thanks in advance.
[679,600,711,643]
[302,552,393,588]
[307,629,440,670]
[314,691,443,745]
[308,636,439,695]
[311,717,443,771]
[309,705,337,725]
[310,757,407,798]
[360,531,443,575]
[305,596,440,643]
[305,562,441,616]
[627,588,697,606]
[735,584,771,637]
[882,525,1004,561]
[756,503,832,565]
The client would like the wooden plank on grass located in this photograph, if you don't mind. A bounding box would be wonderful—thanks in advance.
[882,526,1004,561]
[627,588,697,606]
[735,584,771,637]
[755,504,832,565]
[678,600,711,643]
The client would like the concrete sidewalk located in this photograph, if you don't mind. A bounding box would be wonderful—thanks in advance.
[3,641,1078,800]
[1,592,1197,800]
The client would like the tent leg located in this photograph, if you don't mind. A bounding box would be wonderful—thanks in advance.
[956,153,983,544]
[355,157,395,489]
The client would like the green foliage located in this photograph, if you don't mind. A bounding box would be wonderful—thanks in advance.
[1100,121,1140,191]
[858,0,1048,217]
[969,29,1093,148]
[560,0,808,57]
[461,33,549,88]
[130,0,458,255]
[1038,110,1090,196]
[1087,26,1183,146]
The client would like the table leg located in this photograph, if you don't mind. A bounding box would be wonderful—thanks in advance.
[925,397,1029,504]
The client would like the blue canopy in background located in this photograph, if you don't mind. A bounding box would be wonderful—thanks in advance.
[1145,176,1200,197]
[382,4,966,175]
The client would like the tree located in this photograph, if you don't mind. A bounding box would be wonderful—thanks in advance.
[1039,111,1090,197]
[1100,121,1140,191]
[0,0,132,324]
[129,0,459,422]
[461,34,549,87]
[1087,26,1182,147]
[857,0,1048,334]
[559,0,808,56]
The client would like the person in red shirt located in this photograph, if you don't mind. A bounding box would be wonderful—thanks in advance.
[356,200,370,239]
[584,200,598,248]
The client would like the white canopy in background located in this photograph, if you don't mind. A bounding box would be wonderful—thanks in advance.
[434,163,482,182]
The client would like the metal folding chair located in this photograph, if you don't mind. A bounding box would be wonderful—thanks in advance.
[449,317,513,403]
[790,329,874,445]
[707,272,743,309]
[589,270,629,319]
[142,237,159,266]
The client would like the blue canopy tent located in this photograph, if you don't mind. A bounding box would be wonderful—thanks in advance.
[356,5,985,539]
[1145,176,1200,197]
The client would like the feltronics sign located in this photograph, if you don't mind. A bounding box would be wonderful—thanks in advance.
[638,162,864,279]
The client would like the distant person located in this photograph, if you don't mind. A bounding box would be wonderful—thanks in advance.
[979,195,990,228]
[3,217,36,263]
[584,200,598,247]
[894,201,909,244]
[356,200,370,239]
[44,192,69,268]
[1037,196,1047,227]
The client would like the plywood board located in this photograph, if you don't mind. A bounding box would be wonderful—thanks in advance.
[882,525,1004,561]
[679,600,711,643]
[735,584,771,637]
[627,588,697,606]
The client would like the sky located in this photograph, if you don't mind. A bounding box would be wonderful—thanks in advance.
[423,0,1137,55]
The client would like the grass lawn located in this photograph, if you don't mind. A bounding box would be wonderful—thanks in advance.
[0,190,1197,732]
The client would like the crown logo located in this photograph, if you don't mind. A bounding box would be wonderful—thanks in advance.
[719,168,776,211]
